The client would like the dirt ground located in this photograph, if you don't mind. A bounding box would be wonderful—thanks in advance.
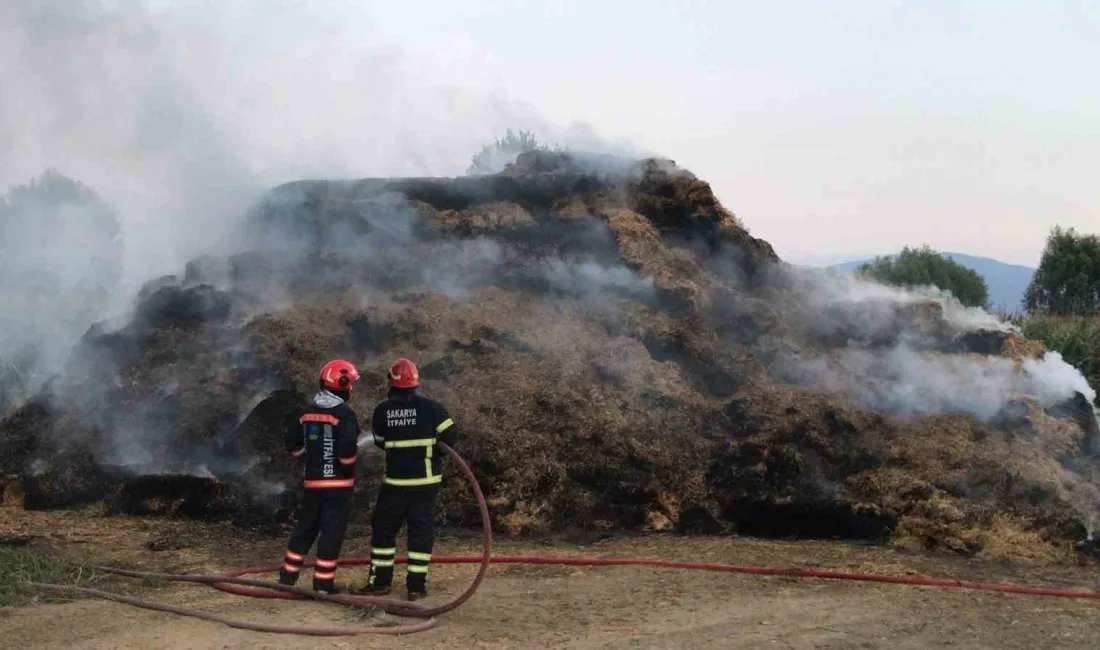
[2,503,1099,650]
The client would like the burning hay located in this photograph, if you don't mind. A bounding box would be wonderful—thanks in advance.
[2,152,1099,560]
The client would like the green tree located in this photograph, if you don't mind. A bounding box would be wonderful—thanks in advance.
[466,129,546,175]
[1023,226,1100,315]
[857,245,990,309]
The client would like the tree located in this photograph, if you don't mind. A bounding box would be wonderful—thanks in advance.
[856,245,990,309]
[466,129,546,175]
[1024,226,1100,315]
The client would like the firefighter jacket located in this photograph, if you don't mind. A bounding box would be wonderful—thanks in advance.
[368,389,457,489]
[284,390,361,489]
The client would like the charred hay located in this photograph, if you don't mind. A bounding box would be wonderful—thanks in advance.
[2,154,1098,561]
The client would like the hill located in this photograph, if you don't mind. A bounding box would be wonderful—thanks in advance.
[829,253,1036,314]
[1,151,1098,560]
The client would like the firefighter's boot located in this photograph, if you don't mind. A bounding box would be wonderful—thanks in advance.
[278,565,300,586]
[350,582,392,596]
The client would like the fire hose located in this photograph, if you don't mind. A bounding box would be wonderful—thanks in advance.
[28,442,1100,638]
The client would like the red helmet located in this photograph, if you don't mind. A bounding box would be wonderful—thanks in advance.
[388,358,419,389]
[319,359,360,391]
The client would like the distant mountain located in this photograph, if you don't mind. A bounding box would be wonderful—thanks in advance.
[827,252,1036,314]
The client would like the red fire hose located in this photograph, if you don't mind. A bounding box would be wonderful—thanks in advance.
[29,442,1100,638]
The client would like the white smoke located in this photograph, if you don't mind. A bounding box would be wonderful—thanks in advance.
[774,265,1097,423]
[0,171,124,411]
[0,0,631,290]
[800,267,1013,333]
[781,345,1092,420]
[0,0,641,420]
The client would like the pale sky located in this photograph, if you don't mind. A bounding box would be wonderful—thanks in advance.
[361,0,1100,267]
[2,0,1098,275]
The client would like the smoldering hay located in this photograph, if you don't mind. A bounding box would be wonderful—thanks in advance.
[2,150,1099,558]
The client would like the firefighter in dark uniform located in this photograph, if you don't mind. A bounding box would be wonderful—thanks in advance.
[278,359,362,594]
[354,357,457,601]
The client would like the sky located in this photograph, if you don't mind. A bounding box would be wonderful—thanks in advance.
[360,0,1100,268]
[2,0,1098,278]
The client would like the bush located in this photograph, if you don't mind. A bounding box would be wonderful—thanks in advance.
[857,245,989,309]
[466,129,548,175]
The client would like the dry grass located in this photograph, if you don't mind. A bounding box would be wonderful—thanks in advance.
[978,514,1060,563]
[1001,334,1047,362]
[435,201,535,232]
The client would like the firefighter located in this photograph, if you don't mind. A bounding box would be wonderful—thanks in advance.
[278,359,362,594]
[353,357,458,601]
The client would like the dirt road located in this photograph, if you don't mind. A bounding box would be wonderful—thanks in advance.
[2,505,1098,649]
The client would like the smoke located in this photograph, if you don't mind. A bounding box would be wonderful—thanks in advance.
[777,345,1092,420]
[0,170,124,411]
[228,177,655,309]
[543,259,656,302]
[99,394,261,479]
[783,265,1013,335]
[0,0,641,415]
[0,0,621,292]
[767,265,1097,422]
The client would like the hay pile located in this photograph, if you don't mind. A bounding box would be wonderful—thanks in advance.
[1,151,1097,559]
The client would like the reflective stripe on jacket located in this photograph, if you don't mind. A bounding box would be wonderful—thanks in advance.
[371,391,457,489]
